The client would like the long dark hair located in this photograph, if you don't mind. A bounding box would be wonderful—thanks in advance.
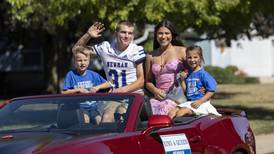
[153,20,183,50]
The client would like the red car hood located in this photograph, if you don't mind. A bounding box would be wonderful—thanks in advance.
[0,131,121,154]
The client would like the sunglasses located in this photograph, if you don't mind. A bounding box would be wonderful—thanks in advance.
[114,113,126,121]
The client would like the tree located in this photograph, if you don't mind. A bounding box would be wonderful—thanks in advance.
[2,0,274,93]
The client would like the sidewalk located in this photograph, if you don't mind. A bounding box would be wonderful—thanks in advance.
[256,133,274,154]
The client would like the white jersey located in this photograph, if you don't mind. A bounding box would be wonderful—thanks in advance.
[93,41,146,93]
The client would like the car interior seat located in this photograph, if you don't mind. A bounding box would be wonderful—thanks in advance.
[57,103,86,129]
[135,95,153,130]
[140,95,153,122]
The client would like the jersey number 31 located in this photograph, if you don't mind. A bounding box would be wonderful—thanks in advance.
[108,69,127,88]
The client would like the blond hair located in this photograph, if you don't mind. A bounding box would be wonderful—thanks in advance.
[115,103,128,112]
[72,46,91,59]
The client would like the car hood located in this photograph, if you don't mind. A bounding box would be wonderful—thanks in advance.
[0,131,118,154]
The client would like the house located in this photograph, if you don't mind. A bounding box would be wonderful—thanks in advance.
[197,36,274,77]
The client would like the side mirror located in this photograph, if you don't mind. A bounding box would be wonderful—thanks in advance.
[141,115,172,135]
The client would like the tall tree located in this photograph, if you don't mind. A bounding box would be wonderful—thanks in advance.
[2,0,274,93]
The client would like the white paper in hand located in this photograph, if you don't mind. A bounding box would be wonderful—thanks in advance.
[165,74,187,104]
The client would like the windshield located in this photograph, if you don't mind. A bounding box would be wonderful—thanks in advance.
[0,95,133,133]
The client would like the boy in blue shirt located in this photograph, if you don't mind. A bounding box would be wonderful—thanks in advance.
[62,46,111,94]
[62,46,112,124]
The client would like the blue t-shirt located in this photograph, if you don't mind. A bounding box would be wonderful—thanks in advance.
[185,68,217,101]
[63,69,107,91]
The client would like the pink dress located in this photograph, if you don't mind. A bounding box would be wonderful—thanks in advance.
[150,59,183,115]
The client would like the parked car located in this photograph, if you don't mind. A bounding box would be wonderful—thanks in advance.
[0,93,256,154]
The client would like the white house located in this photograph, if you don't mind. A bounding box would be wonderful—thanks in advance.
[197,36,274,77]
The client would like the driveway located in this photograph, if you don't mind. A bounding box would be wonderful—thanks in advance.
[256,133,274,154]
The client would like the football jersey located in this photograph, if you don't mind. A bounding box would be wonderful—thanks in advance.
[93,41,145,93]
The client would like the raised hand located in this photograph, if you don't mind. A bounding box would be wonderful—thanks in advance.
[87,22,105,38]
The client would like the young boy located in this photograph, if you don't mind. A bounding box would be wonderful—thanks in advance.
[62,46,111,94]
[62,46,112,124]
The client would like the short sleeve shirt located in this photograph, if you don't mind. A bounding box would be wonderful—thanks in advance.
[63,69,106,90]
[185,68,217,101]
[93,41,145,92]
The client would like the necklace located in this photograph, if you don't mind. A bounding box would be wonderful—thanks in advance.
[160,50,168,71]
[159,44,175,71]
[160,55,164,70]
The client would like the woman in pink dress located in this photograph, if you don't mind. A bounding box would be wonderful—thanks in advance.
[145,20,186,115]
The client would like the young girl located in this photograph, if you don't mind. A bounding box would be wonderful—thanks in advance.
[168,45,221,119]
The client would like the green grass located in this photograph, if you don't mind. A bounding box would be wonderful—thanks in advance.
[212,84,274,136]
[250,120,274,135]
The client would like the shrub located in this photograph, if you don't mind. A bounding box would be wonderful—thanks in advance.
[244,77,260,84]
[204,65,233,84]
[225,65,239,74]
[204,65,258,84]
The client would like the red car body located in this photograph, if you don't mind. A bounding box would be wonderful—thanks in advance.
[0,93,256,154]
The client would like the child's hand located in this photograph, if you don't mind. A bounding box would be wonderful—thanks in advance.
[179,69,188,79]
[191,100,203,109]
[77,88,90,93]
[199,87,206,94]
[90,86,100,93]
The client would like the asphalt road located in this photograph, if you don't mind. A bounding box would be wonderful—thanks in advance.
[256,133,274,154]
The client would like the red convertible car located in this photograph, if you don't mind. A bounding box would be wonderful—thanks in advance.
[0,93,255,154]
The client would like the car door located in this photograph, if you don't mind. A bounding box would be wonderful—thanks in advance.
[135,113,208,154]
[134,99,203,154]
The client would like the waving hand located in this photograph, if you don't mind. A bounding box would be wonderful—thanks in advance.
[87,22,105,38]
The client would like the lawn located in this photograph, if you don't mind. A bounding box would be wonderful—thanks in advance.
[212,83,274,135]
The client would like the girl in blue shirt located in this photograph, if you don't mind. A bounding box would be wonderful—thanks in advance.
[168,45,221,118]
